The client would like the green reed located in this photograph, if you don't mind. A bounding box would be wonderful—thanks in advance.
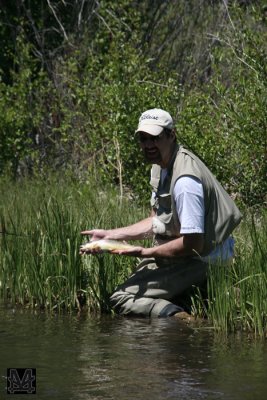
[203,211,267,337]
[0,175,146,312]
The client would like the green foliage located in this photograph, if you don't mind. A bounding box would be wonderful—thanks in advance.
[0,28,47,176]
[176,2,267,207]
[0,0,266,208]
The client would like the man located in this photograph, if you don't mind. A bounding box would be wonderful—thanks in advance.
[81,108,242,318]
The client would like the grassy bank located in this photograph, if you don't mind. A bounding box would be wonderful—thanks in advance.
[0,176,146,312]
[0,177,266,336]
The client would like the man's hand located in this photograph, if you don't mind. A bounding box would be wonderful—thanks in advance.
[81,229,110,241]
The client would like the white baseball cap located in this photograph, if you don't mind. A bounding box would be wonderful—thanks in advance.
[136,108,173,136]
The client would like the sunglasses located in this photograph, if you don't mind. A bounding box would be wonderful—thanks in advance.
[138,131,165,143]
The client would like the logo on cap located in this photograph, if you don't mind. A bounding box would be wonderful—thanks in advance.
[140,114,159,121]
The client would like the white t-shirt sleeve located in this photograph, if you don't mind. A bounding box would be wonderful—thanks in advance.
[173,176,205,234]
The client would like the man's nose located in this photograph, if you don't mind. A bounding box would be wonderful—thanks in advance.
[143,138,156,147]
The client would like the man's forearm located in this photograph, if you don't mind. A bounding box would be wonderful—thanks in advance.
[142,234,204,258]
[107,217,154,241]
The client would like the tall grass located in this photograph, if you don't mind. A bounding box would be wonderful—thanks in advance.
[0,176,266,336]
[0,175,146,312]
[200,212,267,337]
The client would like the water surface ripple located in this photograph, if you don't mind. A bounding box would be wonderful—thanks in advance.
[0,306,266,400]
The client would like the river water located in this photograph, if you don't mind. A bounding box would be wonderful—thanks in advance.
[0,305,266,400]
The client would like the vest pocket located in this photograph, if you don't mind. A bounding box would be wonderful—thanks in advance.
[157,193,172,224]
[150,191,158,208]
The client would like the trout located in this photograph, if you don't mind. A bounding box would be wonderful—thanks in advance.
[80,239,136,253]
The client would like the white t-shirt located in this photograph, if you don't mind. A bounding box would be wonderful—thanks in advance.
[158,171,234,263]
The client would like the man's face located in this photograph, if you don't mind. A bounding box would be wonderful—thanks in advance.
[138,130,175,168]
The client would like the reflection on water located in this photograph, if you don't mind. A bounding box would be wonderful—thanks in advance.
[0,305,266,400]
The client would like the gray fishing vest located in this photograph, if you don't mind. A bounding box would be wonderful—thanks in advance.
[150,145,242,256]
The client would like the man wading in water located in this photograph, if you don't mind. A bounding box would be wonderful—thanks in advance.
[80,109,242,318]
